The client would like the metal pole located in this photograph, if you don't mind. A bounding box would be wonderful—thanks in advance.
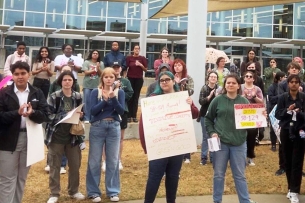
[45,34,49,47]
[128,38,132,55]
[171,41,174,60]
[301,45,303,59]
[87,37,90,54]
[259,44,263,76]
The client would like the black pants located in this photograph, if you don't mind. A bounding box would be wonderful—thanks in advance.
[270,126,285,169]
[258,127,264,141]
[127,77,143,118]
[280,129,305,193]
[247,128,258,158]
[270,126,277,145]
[33,77,50,99]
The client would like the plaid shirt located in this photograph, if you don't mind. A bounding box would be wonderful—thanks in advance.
[179,75,194,96]
[45,90,82,146]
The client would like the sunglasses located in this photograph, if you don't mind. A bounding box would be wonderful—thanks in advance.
[244,75,253,78]
[160,78,171,83]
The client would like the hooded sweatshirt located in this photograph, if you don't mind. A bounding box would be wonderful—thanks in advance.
[205,94,249,146]
[4,51,31,77]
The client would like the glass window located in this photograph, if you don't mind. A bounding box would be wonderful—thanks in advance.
[274,4,293,25]
[0,10,3,24]
[233,8,253,24]
[105,41,125,51]
[5,0,24,10]
[0,0,3,9]
[4,35,22,45]
[47,0,66,13]
[146,43,167,52]
[25,12,44,27]
[174,44,187,53]
[253,6,272,24]
[212,10,232,23]
[26,0,45,12]
[148,0,165,17]
[46,14,65,29]
[211,22,231,36]
[24,36,43,46]
[107,18,126,32]
[232,23,253,37]
[273,25,293,39]
[168,20,187,35]
[108,2,126,18]
[4,10,24,26]
[48,38,65,48]
[146,53,159,70]
[253,24,272,38]
[147,19,167,34]
[67,0,86,15]
[66,39,85,49]
[88,0,107,17]
[168,15,188,21]
[87,17,106,31]
[66,15,85,30]
[126,18,140,33]
[127,3,141,18]
[90,40,105,50]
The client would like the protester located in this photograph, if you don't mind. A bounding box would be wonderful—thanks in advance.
[31,46,55,99]
[86,68,125,202]
[45,71,85,203]
[4,41,31,77]
[102,62,133,171]
[267,71,286,176]
[82,50,104,123]
[0,61,49,203]
[212,57,230,88]
[275,74,305,203]
[54,44,82,80]
[240,49,262,76]
[264,58,281,94]
[279,62,305,94]
[126,45,147,123]
[241,70,264,166]
[153,47,173,80]
[139,71,199,203]
[205,74,257,203]
[146,63,171,97]
[198,71,218,165]
[293,57,305,81]
[103,41,127,72]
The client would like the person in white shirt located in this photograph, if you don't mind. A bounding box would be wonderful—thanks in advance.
[54,44,82,80]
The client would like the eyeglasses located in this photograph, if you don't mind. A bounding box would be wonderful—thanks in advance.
[160,78,172,83]
[289,81,299,84]
[209,76,217,78]
[244,75,253,78]
[63,79,73,82]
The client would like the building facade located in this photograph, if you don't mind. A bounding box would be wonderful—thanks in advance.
[1,0,305,72]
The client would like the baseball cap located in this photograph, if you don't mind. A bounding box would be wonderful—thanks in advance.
[112,61,121,68]
[158,63,170,71]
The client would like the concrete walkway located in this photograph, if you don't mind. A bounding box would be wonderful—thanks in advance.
[120,194,305,203]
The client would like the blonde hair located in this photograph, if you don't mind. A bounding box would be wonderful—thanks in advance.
[98,67,119,99]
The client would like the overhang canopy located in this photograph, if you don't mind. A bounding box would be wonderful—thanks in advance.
[7,26,56,34]
[151,0,305,19]
[0,25,10,32]
[98,0,142,2]
[147,34,187,41]
[97,31,140,39]
[53,29,101,37]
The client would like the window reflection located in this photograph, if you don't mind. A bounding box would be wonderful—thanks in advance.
[87,17,106,31]
[168,21,187,35]
[47,0,66,13]
[25,12,44,27]
[24,36,43,46]
[26,0,45,12]
[233,23,253,37]
[5,0,24,10]
[211,23,231,36]
[4,10,24,26]
[148,19,166,34]
[66,15,85,30]
[48,38,65,48]
[5,35,22,45]
[108,2,126,18]
[90,40,105,50]
[127,3,141,18]
[107,18,126,32]
[46,14,65,29]
[67,0,86,15]
[88,0,107,18]
[127,19,140,33]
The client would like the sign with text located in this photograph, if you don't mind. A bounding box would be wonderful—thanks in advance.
[234,103,267,129]
[141,91,197,161]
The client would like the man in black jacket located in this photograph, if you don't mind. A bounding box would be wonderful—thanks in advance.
[0,61,50,203]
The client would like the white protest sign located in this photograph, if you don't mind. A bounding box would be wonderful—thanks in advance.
[141,91,197,161]
[208,137,221,152]
[234,103,267,129]
[55,104,84,125]
[26,117,44,166]
[269,105,281,143]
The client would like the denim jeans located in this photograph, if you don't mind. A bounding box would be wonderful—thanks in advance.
[144,155,183,203]
[86,120,121,197]
[83,88,93,121]
[213,141,250,203]
[200,116,213,161]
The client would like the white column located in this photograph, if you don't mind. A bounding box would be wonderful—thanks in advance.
[139,2,148,57]
[186,0,208,145]
[259,44,263,76]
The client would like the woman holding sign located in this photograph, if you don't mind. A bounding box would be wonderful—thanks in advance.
[139,71,198,203]
[205,74,257,203]
[241,70,264,166]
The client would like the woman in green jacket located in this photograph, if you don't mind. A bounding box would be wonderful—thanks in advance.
[205,74,256,203]
[264,58,281,93]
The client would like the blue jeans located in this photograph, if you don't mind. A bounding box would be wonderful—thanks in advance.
[144,155,183,203]
[200,117,213,161]
[83,88,93,121]
[213,141,250,203]
[86,120,121,197]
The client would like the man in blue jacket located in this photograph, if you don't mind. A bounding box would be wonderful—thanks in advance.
[103,41,127,72]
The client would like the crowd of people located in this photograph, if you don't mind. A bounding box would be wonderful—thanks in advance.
[0,41,304,203]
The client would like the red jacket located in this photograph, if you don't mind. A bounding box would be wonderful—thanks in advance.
[139,100,199,154]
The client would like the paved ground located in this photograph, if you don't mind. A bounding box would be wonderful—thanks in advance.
[120,194,305,203]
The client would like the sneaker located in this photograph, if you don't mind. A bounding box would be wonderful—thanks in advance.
[275,168,285,176]
[47,197,58,203]
[290,192,299,203]
[70,192,85,200]
[248,159,255,166]
[287,190,291,199]
[90,196,102,203]
[44,165,50,172]
[249,199,257,203]
[133,118,138,123]
[271,145,276,152]
[60,167,66,174]
[110,195,120,202]
[119,160,123,170]
[255,138,260,146]
[302,171,305,177]
[102,161,106,172]
[184,158,191,164]
[84,121,90,124]
[79,142,86,150]
[200,158,207,165]
[127,118,132,123]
